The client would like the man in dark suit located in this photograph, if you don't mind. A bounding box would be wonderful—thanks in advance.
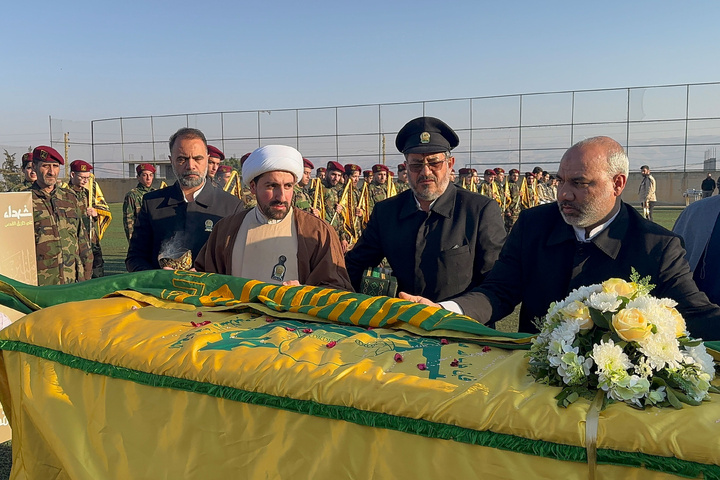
[400,136,720,341]
[126,128,243,271]
[344,116,506,303]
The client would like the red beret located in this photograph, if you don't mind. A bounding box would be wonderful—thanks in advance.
[217,165,233,174]
[303,158,314,170]
[509,169,520,174]
[494,167,505,174]
[207,145,225,160]
[70,160,93,172]
[21,152,32,165]
[389,171,395,176]
[344,164,361,175]
[397,164,407,172]
[363,170,372,176]
[525,172,534,178]
[240,153,252,166]
[136,163,156,175]
[33,146,64,165]
[326,161,344,173]
[484,169,496,176]
[458,168,471,175]
[316,167,326,173]
[372,164,389,173]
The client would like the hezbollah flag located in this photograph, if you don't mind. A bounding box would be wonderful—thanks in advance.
[89,174,112,240]
[0,272,718,479]
[223,170,242,199]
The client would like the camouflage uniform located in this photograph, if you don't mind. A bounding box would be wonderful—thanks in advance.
[70,185,105,278]
[292,184,314,213]
[31,183,93,286]
[9,179,33,192]
[395,180,411,194]
[367,182,388,212]
[241,186,257,209]
[123,183,156,241]
[504,180,523,233]
[320,180,344,238]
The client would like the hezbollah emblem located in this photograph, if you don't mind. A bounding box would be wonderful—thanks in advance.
[204,219,214,232]
[420,132,430,144]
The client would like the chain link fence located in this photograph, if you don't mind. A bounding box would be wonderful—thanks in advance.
[4,82,720,179]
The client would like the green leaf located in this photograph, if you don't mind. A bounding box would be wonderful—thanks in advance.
[665,387,684,410]
[671,389,702,407]
[590,308,609,330]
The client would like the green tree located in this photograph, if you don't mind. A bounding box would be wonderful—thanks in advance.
[1,150,21,191]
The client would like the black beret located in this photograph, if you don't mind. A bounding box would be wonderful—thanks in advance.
[395,116,459,154]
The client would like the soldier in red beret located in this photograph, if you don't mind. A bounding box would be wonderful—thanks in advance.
[292,158,320,217]
[316,167,326,180]
[216,165,233,188]
[493,167,506,188]
[207,145,225,186]
[30,147,94,285]
[367,164,390,211]
[123,163,157,241]
[9,151,37,191]
[396,163,410,193]
[342,164,365,244]
[69,160,109,277]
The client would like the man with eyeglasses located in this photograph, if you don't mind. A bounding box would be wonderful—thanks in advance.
[69,160,108,277]
[345,116,506,302]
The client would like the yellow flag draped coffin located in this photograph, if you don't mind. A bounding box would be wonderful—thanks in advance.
[0,270,718,479]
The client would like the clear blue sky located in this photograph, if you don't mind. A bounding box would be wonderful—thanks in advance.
[3,0,719,151]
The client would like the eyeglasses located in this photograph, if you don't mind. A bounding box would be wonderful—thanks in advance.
[406,159,448,173]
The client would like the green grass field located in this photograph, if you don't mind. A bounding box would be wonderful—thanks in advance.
[99,203,685,333]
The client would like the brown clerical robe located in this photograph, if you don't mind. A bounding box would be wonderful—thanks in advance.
[196,207,353,291]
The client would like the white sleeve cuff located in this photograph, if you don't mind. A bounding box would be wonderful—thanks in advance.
[438,300,464,315]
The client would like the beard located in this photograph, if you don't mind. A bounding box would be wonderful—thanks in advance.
[558,194,615,228]
[175,169,205,188]
[409,171,451,202]
[259,200,291,220]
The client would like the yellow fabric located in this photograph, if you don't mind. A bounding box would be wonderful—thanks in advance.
[88,174,112,240]
[222,169,242,199]
[0,296,718,478]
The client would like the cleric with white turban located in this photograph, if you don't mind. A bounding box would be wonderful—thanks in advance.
[241,145,304,188]
[195,145,353,291]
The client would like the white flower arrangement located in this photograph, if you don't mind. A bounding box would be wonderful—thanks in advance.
[527,270,718,408]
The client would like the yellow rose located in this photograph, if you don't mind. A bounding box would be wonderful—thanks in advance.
[612,308,652,342]
[664,306,687,338]
[602,278,637,298]
[560,300,594,330]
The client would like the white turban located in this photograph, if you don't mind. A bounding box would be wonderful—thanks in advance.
[241,145,304,187]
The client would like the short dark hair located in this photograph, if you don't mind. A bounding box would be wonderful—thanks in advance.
[169,128,207,152]
[640,165,650,170]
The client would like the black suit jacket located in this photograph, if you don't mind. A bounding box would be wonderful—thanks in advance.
[455,202,720,340]
[345,184,506,302]
[126,182,243,271]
